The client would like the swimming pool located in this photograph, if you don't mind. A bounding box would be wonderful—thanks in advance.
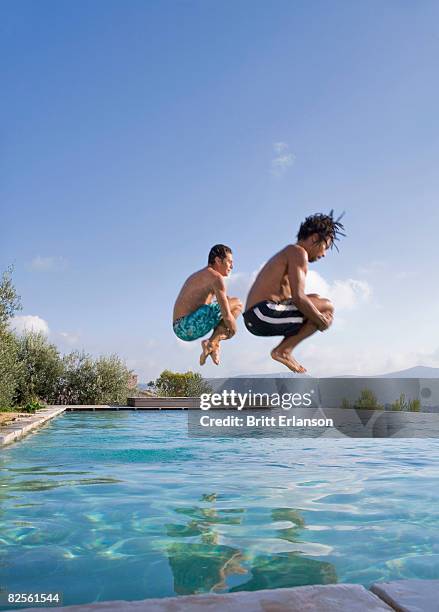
[1,411,439,609]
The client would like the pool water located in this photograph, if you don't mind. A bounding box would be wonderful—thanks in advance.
[1,411,439,608]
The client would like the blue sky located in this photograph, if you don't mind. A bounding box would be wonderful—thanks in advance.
[2,1,439,380]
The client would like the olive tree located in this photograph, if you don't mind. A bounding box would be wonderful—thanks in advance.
[55,352,133,405]
[0,267,22,408]
[0,266,21,327]
[95,354,132,405]
[14,332,63,405]
[0,329,21,409]
[56,351,100,405]
[151,370,212,397]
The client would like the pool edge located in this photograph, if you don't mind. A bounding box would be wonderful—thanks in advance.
[0,406,67,447]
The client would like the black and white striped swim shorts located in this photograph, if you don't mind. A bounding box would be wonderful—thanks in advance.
[243,300,305,337]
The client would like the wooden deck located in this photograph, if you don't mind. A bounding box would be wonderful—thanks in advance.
[127,396,200,409]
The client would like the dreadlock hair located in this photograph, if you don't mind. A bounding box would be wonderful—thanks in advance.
[297,210,346,251]
[208,244,232,265]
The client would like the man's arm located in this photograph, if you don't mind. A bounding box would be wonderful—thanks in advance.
[213,274,237,334]
[287,247,330,331]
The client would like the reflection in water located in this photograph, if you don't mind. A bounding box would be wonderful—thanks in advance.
[165,493,337,594]
[230,553,337,592]
[166,492,247,594]
[167,543,246,594]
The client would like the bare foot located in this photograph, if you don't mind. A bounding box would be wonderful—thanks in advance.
[210,344,220,365]
[200,340,213,366]
[271,349,307,373]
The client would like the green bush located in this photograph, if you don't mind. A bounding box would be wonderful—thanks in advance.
[408,399,421,412]
[354,389,383,410]
[14,332,63,406]
[0,266,22,327]
[54,351,133,405]
[150,370,212,397]
[390,393,421,412]
[95,354,132,405]
[55,351,100,404]
[21,399,45,413]
[0,328,21,409]
[0,267,22,409]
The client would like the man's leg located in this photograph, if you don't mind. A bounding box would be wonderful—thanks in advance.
[271,294,334,373]
[200,297,243,365]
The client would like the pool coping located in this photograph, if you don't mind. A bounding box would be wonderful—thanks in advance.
[0,406,67,447]
[18,580,439,611]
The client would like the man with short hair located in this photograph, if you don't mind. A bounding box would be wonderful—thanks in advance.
[173,244,243,365]
[243,212,345,373]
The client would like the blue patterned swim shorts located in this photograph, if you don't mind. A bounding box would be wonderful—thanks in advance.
[173,303,222,341]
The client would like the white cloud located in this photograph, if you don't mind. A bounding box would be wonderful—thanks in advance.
[306,270,371,311]
[30,256,67,271]
[225,268,370,312]
[58,331,80,345]
[331,279,371,310]
[304,270,330,297]
[271,141,295,176]
[11,315,50,336]
[226,269,260,301]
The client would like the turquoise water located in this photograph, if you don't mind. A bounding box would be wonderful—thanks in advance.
[1,411,439,609]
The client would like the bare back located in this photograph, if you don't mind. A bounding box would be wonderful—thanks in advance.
[245,245,305,311]
[173,267,218,321]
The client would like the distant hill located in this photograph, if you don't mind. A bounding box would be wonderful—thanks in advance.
[139,366,439,390]
[232,372,310,378]
[211,365,439,380]
[378,366,439,378]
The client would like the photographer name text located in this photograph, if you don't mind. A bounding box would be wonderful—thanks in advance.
[199,414,334,428]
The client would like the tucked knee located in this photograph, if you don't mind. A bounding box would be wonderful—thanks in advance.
[323,299,334,314]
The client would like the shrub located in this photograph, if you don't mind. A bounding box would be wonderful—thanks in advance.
[54,351,133,405]
[408,399,421,412]
[55,351,100,405]
[21,399,45,413]
[0,266,22,327]
[0,328,21,409]
[151,370,212,397]
[95,354,132,405]
[14,332,63,406]
[0,267,22,409]
[390,393,421,412]
[354,389,383,410]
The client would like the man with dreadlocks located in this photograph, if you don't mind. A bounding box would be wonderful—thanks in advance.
[243,212,345,372]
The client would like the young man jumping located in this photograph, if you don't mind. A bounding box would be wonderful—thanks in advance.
[173,244,243,366]
[243,212,345,373]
